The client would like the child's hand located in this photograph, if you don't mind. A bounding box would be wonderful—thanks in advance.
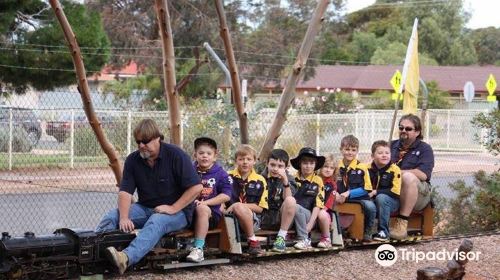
[340,191,350,199]
[225,204,234,214]
[306,222,314,233]
[277,169,289,185]
[369,190,377,198]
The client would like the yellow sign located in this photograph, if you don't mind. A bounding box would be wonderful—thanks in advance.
[390,70,402,93]
[485,74,497,95]
[391,93,403,101]
[487,96,497,102]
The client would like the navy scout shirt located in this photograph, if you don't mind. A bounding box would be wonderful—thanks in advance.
[120,142,201,224]
[390,139,434,182]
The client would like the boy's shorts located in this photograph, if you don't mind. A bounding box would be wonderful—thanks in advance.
[414,181,431,211]
[260,209,281,230]
[191,210,221,230]
[252,212,261,232]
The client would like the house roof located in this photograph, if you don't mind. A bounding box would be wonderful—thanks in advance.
[246,65,499,94]
[295,65,500,94]
[89,61,143,82]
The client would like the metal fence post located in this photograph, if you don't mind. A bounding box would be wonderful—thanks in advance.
[70,109,74,169]
[425,111,430,140]
[316,114,320,154]
[8,108,12,170]
[446,109,450,149]
[127,110,132,155]
[355,112,359,138]
[370,112,375,145]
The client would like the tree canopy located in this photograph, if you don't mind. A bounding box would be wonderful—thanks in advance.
[0,0,110,94]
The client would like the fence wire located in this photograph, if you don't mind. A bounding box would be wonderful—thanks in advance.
[0,93,497,236]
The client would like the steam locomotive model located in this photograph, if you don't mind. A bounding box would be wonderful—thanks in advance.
[1,207,432,279]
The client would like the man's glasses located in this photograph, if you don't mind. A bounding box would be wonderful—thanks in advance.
[399,126,415,132]
[135,138,153,145]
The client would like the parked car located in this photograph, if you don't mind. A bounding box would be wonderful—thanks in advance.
[46,113,115,143]
[0,107,42,148]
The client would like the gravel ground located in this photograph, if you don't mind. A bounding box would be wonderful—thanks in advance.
[109,234,499,280]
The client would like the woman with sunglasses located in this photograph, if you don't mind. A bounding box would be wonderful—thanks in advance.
[389,114,434,240]
[95,118,203,275]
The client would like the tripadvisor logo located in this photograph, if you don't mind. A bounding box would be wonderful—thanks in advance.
[374,244,482,267]
[375,244,398,267]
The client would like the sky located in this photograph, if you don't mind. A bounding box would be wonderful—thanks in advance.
[345,0,499,29]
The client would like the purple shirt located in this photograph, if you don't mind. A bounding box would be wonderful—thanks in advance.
[195,162,232,218]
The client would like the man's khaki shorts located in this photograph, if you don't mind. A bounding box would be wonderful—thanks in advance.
[414,181,431,211]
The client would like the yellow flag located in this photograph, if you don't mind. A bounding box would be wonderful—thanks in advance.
[402,21,419,114]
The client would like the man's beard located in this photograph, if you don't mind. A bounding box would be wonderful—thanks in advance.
[140,151,151,160]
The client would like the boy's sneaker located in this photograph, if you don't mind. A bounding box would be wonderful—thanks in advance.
[272,236,286,252]
[317,238,332,248]
[373,231,389,242]
[362,233,372,242]
[247,239,263,255]
[294,238,311,250]
[186,247,204,263]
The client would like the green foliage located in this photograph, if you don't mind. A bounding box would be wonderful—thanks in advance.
[420,81,453,109]
[363,90,394,109]
[442,171,500,234]
[182,99,237,167]
[73,125,128,157]
[343,0,478,66]
[0,0,110,93]
[370,42,438,65]
[347,32,381,63]
[469,27,500,65]
[101,70,163,110]
[0,126,32,152]
[471,109,500,156]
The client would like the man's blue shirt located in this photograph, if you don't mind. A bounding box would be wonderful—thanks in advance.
[120,142,201,223]
[391,139,434,182]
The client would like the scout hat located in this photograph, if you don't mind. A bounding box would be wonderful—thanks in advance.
[290,147,325,171]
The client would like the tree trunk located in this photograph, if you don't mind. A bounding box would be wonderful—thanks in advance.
[155,0,182,147]
[258,0,329,162]
[49,0,122,187]
[175,49,208,94]
[214,0,249,144]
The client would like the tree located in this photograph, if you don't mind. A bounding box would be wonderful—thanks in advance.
[469,27,500,65]
[0,0,110,94]
[86,1,252,103]
[344,0,478,66]
[370,41,438,65]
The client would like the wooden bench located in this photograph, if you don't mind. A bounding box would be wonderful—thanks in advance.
[164,217,233,253]
[334,202,433,241]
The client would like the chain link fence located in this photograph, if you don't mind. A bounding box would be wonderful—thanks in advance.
[0,93,497,235]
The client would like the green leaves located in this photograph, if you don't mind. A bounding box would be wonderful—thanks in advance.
[0,0,110,93]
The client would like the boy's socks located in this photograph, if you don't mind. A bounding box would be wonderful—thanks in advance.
[193,238,205,249]
[277,229,288,239]
[248,235,257,241]
[397,214,409,220]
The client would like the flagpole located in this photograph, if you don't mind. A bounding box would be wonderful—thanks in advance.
[389,18,419,143]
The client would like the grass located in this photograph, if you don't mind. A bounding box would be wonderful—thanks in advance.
[0,153,114,170]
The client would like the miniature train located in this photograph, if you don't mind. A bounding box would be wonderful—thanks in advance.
[0,205,433,279]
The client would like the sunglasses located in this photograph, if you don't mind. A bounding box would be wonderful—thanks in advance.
[398,126,415,132]
[135,138,154,145]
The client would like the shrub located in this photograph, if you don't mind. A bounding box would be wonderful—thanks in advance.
[0,125,33,152]
[73,123,128,156]
[441,170,500,235]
